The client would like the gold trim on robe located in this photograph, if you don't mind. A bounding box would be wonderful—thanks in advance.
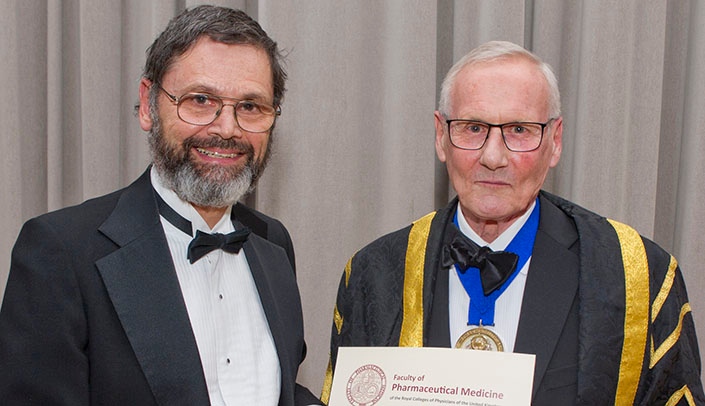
[399,212,436,347]
[609,219,649,405]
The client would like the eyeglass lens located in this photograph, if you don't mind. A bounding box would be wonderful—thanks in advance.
[449,121,544,151]
[177,93,277,132]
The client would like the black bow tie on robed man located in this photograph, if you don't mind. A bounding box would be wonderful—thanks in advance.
[441,227,519,296]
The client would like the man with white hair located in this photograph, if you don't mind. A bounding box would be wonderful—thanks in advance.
[322,41,704,405]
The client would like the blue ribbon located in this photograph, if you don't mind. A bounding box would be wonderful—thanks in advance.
[454,198,540,326]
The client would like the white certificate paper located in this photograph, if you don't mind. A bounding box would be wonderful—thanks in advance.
[329,347,535,406]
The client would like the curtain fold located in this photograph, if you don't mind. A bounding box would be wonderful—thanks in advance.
[1,0,703,394]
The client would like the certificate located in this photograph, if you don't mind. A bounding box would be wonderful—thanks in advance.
[329,347,535,406]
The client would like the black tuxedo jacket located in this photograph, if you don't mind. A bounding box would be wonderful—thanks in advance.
[0,169,321,405]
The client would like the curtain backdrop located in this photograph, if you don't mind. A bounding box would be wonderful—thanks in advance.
[2,0,704,394]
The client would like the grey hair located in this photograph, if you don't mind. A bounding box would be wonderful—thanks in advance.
[438,40,561,118]
[141,5,286,107]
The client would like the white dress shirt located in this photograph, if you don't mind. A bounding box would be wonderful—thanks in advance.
[448,200,536,352]
[151,169,281,405]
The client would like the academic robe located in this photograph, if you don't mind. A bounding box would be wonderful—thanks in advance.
[322,191,704,405]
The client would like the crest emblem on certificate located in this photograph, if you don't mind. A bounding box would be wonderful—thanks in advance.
[345,364,386,405]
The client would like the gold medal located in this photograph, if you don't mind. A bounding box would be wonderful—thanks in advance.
[455,326,504,351]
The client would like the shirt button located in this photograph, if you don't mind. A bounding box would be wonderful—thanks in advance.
[226,358,231,364]
[219,294,223,299]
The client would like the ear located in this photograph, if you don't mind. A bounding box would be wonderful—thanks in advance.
[548,116,563,168]
[434,111,448,163]
[138,78,154,132]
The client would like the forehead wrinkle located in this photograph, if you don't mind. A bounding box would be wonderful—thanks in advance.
[170,82,270,103]
[161,39,274,103]
[451,61,550,123]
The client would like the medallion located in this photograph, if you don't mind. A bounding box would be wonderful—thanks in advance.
[455,326,504,351]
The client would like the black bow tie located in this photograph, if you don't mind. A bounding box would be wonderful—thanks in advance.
[441,227,519,295]
[187,228,250,264]
[154,189,251,264]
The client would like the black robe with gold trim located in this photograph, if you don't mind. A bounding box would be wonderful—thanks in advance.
[322,191,704,405]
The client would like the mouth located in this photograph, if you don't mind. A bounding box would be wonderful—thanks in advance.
[477,179,510,187]
[195,147,242,159]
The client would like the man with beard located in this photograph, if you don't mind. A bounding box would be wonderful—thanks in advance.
[0,6,321,406]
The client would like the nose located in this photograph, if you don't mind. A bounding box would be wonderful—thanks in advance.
[208,104,243,139]
[478,127,509,170]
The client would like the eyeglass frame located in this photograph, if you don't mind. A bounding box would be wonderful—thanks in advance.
[156,85,281,133]
[444,118,556,152]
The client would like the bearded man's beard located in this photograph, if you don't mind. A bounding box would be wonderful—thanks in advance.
[148,118,271,208]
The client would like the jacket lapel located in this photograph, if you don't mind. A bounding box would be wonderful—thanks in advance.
[95,170,209,405]
[241,235,300,405]
[514,194,580,397]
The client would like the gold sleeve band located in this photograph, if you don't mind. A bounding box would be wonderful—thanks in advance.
[608,219,649,406]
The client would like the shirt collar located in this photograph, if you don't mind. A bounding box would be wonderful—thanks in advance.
[455,199,537,252]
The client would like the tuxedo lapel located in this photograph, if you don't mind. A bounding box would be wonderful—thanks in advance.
[95,171,209,405]
[514,194,580,397]
[232,202,268,239]
[242,235,301,404]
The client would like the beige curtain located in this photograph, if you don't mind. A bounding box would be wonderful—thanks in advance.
[2,0,704,393]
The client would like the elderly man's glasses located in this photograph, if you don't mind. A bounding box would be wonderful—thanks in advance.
[446,118,555,152]
[157,85,281,133]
